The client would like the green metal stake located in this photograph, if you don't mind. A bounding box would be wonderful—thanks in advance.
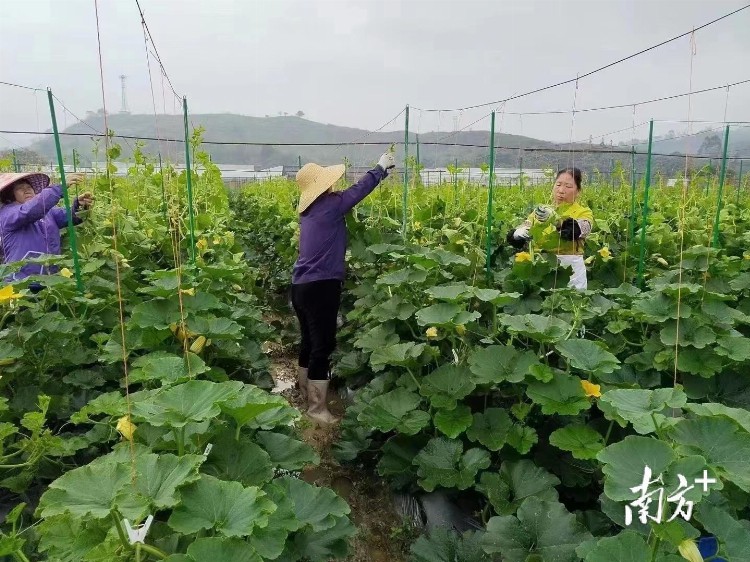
[736,160,743,207]
[519,154,524,189]
[636,120,654,289]
[182,96,197,264]
[402,105,409,239]
[628,147,637,243]
[298,155,302,170]
[711,126,730,248]
[416,134,420,170]
[453,157,459,200]
[12,149,19,172]
[47,88,83,293]
[158,152,168,223]
[72,149,78,172]
[485,111,496,284]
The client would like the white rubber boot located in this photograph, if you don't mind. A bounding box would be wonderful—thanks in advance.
[306,379,339,425]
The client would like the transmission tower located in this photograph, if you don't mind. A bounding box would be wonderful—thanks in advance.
[119,75,130,114]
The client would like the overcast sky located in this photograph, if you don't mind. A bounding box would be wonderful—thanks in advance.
[1,0,749,150]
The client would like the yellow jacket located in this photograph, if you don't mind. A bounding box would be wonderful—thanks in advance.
[526,202,594,256]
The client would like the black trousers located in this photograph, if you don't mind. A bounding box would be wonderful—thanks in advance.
[291,279,342,381]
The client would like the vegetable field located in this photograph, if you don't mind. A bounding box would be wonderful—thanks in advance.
[1,139,750,561]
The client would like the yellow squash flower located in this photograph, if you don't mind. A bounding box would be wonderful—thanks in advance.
[426,327,438,339]
[598,247,611,260]
[59,268,73,278]
[515,252,532,263]
[677,540,703,562]
[581,380,602,398]
[180,287,196,296]
[455,325,466,336]
[116,415,136,442]
[196,238,208,251]
[212,236,222,245]
[0,285,22,304]
[656,257,669,267]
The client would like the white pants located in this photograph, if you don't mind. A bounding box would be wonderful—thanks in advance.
[558,255,587,291]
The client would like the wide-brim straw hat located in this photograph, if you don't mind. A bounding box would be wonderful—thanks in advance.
[0,172,50,197]
[296,163,345,214]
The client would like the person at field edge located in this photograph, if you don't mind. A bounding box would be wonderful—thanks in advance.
[506,167,593,290]
[0,172,93,284]
[292,152,396,425]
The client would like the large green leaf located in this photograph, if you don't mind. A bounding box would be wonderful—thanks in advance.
[498,314,572,343]
[409,529,489,562]
[555,339,620,375]
[358,387,431,436]
[204,433,274,487]
[477,460,560,516]
[377,435,429,488]
[274,476,350,530]
[597,436,676,502]
[132,380,244,428]
[469,345,540,385]
[129,351,208,386]
[465,408,513,451]
[354,323,399,351]
[683,401,750,434]
[377,267,428,285]
[549,425,604,460]
[37,462,148,521]
[420,364,476,410]
[289,516,355,561]
[413,437,490,492]
[526,374,590,416]
[254,431,319,471]
[415,303,464,326]
[671,416,750,492]
[165,538,262,562]
[220,385,292,429]
[482,497,592,561]
[599,388,686,435]
[579,531,650,562]
[131,299,180,330]
[696,503,750,561]
[433,405,473,439]
[36,514,108,562]
[168,475,276,537]
[371,296,417,322]
[369,342,426,372]
[132,453,204,510]
[660,319,716,349]
[426,283,473,301]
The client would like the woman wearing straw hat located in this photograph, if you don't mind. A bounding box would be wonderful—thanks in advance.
[292,152,396,424]
[0,172,93,283]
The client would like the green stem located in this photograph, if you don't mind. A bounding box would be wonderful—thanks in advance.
[110,510,131,550]
[139,544,168,560]
[13,551,30,562]
[406,367,421,391]
[174,428,185,456]
[136,543,142,562]
[649,537,661,562]
[603,420,615,445]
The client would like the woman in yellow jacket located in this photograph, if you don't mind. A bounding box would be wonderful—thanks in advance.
[507,167,593,290]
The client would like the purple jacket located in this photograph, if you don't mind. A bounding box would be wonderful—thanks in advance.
[0,185,83,280]
[292,167,387,284]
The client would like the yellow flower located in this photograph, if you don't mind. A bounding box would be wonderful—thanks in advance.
[413,221,422,230]
[455,239,466,246]
[196,238,208,251]
[116,415,136,442]
[743,251,750,260]
[59,268,73,278]
[584,256,595,265]
[180,288,196,296]
[0,285,22,304]
[515,252,532,263]
[581,380,602,398]
[656,257,669,267]
[212,236,222,245]
[598,247,611,260]
[455,324,466,336]
[426,327,438,339]
[677,540,703,562]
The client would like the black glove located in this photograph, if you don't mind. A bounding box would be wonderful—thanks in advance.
[557,218,582,241]
[506,229,528,250]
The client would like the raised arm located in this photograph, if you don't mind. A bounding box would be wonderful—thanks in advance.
[334,152,396,214]
[0,185,63,230]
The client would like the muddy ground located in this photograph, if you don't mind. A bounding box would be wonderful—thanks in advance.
[268,350,415,562]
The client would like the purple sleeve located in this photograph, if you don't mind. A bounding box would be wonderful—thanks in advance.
[50,198,83,228]
[1,185,63,230]
[334,167,387,214]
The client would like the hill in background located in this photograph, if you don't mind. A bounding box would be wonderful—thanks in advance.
[21,112,750,177]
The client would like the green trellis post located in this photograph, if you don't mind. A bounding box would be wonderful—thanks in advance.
[628,147,637,243]
[485,111,496,284]
[636,120,654,289]
[182,96,197,264]
[711,126,731,248]
[47,88,83,293]
[12,149,20,172]
[402,105,410,239]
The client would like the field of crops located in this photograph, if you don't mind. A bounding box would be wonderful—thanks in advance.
[1,139,750,561]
